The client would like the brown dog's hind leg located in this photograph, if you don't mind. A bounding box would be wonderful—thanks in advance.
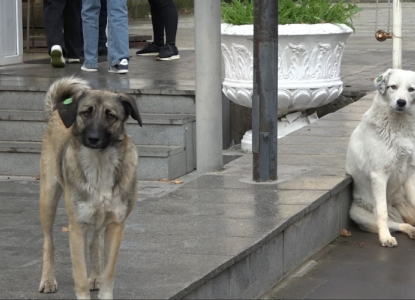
[39,178,62,293]
[99,222,125,300]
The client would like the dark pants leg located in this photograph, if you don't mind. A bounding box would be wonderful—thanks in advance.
[148,0,165,47]
[43,0,66,55]
[148,0,178,46]
[99,0,108,47]
[63,0,82,58]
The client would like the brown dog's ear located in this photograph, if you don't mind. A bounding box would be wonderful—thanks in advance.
[54,90,85,128]
[119,94,142,127]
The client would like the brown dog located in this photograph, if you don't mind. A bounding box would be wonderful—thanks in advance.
[38,77,142,299]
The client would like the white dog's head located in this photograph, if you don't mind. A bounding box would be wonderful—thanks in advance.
[374,68,415,113]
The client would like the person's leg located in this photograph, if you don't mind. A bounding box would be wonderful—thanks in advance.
[63,0,82,59]
[106,0,129,67]
[148,0,165,47]
[152,0,178,46]
[82,0,101,69]
[43,0,65,55]
[99,0,108,48]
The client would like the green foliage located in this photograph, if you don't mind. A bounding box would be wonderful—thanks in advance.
[221,0,362,30]
[221,0,254,25]
[279,0,361,30]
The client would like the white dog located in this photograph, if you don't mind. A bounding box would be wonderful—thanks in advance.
[346,68,415,247]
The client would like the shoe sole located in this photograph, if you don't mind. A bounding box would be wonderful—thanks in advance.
[51,49,65,68]
[81,66,98,72]
[157,55,180,61]
[66,59,81,64]
[108,69,128,74]
[136,52,159,56]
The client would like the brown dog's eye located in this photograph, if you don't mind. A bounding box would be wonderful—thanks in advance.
[106,112,117,121]
[81,111,91,117]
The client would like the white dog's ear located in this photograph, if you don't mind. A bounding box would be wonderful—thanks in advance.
[374,69,392,95]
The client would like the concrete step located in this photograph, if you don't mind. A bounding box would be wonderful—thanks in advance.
[0,141,193,180]
[0,90,196,114]
[0,110,196,147]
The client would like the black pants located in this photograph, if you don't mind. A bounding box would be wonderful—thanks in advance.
[43,0,82,58]
[98,0,108,47]
[148,0,178,46]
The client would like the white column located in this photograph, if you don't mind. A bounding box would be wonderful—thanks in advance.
[0,0,23,66]
[393,0,402,69]
[194,0,223,175]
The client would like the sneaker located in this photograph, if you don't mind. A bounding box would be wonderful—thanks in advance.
[136,43,162,56]
[156,44,180,61]
[66,58,81,63]
[50,45,65,68]
[108,59,128,74]
[81,65,98,72]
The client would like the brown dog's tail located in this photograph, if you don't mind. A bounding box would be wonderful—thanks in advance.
[44,76,90,122]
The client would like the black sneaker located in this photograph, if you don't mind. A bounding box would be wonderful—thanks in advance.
[156,44,180,61]
[136,43,162,56]
[108,59,128,74]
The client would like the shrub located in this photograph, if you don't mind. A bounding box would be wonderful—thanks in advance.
[221,0,361,30]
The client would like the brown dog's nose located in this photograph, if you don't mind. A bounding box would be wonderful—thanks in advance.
[88,137,100,145]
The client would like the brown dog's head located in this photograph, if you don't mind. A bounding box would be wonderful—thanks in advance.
[55,90,142,149]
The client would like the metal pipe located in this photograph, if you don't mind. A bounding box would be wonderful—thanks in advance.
[393,0,402,69]
[252,0,279,182]
[194,0,223,175]
[26,0,30,53]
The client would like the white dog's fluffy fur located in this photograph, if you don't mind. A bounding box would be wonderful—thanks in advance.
[346,68,415,247]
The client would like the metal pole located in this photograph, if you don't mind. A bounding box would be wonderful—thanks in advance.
[252,0,278,182]
[393,0,402,68]
[26,0,30,53]
[194,0,223,175]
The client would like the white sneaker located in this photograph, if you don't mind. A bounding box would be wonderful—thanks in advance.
[66,58,81,63]
[50,45,65,68]
[81,65,98,72]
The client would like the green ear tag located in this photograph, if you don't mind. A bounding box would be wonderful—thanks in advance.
[376,75,383,82]
[63,98,73,105]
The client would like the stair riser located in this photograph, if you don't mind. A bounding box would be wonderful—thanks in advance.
[0,151,190,180]
[0,91,195,114]
[0,120,192,147]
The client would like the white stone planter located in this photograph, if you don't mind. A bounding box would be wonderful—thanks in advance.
[221,22,353,151]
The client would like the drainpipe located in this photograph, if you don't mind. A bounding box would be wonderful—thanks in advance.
[194,0,223,175]
[393,0,402,69]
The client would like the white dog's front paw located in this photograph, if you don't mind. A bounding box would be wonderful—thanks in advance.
[379,234,398,247]
[39,277,58,293]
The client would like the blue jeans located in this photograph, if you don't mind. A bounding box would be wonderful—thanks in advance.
[82,0,129,68]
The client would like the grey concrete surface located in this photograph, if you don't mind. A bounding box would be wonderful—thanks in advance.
[262,223,415,299]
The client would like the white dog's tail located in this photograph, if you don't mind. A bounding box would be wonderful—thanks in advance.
[44,76,90,122]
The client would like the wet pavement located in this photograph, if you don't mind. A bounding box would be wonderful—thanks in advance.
[263,224,415,299]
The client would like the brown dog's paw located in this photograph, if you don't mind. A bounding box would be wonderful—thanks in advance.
[39,278,58,293]
[89,277,100,291]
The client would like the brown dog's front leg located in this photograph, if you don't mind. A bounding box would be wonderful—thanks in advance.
[69,221,90,299]
[89,228,103,291]
[99,222,125,300]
